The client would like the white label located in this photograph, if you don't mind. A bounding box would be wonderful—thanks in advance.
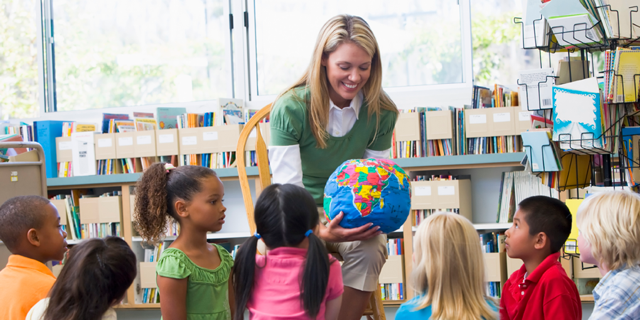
[469,114,487,124]
[415,186,431,196]
[118,137,133,146]
[203,131,219,141]
[158,134,174,144]
[136,135,152,145]
[59,141,73,150]
[519,111,532,121]
[437,186,455,196]
[493,112,511,123]
[182,136,197,146]
[97,138,112,148]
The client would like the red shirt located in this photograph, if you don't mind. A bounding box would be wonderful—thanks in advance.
[500,252,581,320]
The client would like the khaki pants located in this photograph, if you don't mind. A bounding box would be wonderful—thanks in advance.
[320,207,387,292]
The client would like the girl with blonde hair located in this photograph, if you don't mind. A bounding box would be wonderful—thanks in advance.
[396,212,498,320]
[268,14,398,319]
[577,191,640,319]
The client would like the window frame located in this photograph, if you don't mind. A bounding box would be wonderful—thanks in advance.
[242,0,474,110]
[33,0,473,117]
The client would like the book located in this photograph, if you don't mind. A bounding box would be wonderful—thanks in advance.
[219,98,244,125]
[521,131,562,172]
[34,121,66,178]
[157,107,187,129]
[552,78,603,150]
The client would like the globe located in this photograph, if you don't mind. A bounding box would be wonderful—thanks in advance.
[323,159,411,234]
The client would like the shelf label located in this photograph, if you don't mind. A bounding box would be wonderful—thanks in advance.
[182,136,197,146]
[493,112,511,123]
[136,135,152,145]
[438,186,455,196]
[158,134,174,144]
[469,114,487,124]
[118,137,133,146]
[414,186,431,196]
[97,138,112,148]
[203,131,219,141]
[519,111,532,121]
[59,141,73,150]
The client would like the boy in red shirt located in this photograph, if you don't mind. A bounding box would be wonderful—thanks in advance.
[500,196,581,320]
[0,196,68,320]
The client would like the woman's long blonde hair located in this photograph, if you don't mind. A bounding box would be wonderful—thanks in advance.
[276,14,398,148]
[411,212,498,320]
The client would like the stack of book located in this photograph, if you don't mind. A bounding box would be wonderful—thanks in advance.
[480,232,505,298]
[50,193,82,240]
[140,242,167,304]
[80,192,122,239]
[380,238,404,301]
[496,171,560,223]
[411,175,461,226]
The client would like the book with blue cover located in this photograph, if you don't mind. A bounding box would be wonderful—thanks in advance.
[552,79,603,150]
[34,120,66,178]
[521,131,561,172]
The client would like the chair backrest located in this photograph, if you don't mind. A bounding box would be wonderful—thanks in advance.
[236,103,272,234]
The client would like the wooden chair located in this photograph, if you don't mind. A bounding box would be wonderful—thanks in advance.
[236,103,387,320]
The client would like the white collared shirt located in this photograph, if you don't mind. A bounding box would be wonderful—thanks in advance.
[269,92,390,187]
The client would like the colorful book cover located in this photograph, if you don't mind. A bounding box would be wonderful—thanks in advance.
[552,86,602,150]
[157,107,186,129]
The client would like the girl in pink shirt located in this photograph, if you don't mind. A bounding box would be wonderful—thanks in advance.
[233,184,343,320]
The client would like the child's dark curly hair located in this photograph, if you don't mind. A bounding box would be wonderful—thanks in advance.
[134,163,218,243]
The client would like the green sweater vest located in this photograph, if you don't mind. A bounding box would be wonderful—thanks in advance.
[270,87,398,205]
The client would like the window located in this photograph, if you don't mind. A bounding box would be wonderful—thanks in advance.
[49,0,231,112]
[248,0,470,99]
[0,0,41,119]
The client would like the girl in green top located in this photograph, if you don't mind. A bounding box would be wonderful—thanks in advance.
[135,163,234,320]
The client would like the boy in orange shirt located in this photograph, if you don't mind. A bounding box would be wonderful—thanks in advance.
[500,196,581,320]
[0,195,68,320]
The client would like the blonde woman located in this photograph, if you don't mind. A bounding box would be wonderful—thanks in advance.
[577,191,640,319]
[268,14,398,319]
[396,212,498,320]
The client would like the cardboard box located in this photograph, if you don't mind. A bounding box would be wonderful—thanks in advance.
[94,133,116,160]
[178,127,217,155]
[484,252,507,283]
[573,257,601,279]
[515,109,533,134]
[506,256,524,278]
[134,132,157,158]
[99,196,122,223]
[395,113,421,141]
[156,129,179,156]
[139,262,158,288]
[52,265,64,278]
[79,198,100,224]
[410,179,472,221]
[426,111,453,140]
[55,137,73,162]
[465,108,518,138]
[379,255,404,284]
[115,132,136,159]
[245,124,271,152]
[50,199,68,226]
[214,124,243,152]
[8,150,39,162]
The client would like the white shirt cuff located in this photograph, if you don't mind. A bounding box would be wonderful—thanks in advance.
[268,145,304,188]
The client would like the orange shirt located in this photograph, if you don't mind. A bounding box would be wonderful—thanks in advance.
[0,255,56,320]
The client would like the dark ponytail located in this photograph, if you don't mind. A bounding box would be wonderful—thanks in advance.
[233,184,330,319]
[134,163,217,244]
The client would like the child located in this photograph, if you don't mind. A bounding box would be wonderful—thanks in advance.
[134,163,234,320]
[25,236,137,320]
[233,183,343,320]
[501,195,581,320]
[0,195,68,320]
[395,212,498,320]
[576,191,640,319]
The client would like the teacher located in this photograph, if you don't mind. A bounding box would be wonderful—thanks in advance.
[269,14,399,320]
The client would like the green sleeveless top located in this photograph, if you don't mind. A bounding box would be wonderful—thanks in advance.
[156,245,233,320]
[270,86,398,205]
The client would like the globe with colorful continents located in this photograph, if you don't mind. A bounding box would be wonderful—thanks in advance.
[323,158,411,234]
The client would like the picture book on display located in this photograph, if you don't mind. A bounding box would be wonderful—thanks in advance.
[552,78,603,150]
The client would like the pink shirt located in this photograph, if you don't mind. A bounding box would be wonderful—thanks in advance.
[248,247,344,319]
